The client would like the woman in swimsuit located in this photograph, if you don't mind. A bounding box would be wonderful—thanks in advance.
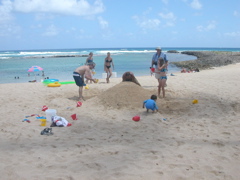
[85,52,94,83]
[85,52,93,64]
[157,57,167,98]
[104,52,114,83]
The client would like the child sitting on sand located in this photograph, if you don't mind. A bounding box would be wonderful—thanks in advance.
[143,95,158,113]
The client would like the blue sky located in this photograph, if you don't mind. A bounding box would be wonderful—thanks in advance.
[0,0,239,50]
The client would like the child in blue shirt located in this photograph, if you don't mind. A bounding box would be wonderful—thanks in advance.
[143,95,158,113]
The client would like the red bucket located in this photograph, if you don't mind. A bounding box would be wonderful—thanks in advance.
[132,116,140,121]
[71,114,78,120]
[42,105,48,111]
[76,101,82,107]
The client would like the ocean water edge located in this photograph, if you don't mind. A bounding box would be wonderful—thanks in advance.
[0,47,239,84]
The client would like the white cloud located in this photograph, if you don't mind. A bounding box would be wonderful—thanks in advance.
[30,24,42,29]
[98,16,108,29]
[161,0,168,5]
[159,12,176,27]
[35,13,55,20]
[132,15,161,30]
[12,0,105,16]
[196,21,216,32]
[234,10,239,17]
[42,24,58,36]
[190,0,202,10]
[0,0,13,23]
[159,12,176,21]
[224,31,240,37]
[0,23,21,36]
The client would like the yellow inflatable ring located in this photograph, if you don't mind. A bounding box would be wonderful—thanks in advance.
[47,82,61,87]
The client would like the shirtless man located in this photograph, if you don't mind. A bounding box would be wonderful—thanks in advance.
[73,62,96,101]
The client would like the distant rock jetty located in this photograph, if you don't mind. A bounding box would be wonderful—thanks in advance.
[167,50,179,53]
[171,51,240,70]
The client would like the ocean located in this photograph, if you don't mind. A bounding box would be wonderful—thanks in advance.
[0,47,239,84]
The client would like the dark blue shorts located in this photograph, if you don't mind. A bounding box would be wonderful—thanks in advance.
[73,72,84,87]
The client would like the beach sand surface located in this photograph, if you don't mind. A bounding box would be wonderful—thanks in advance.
[0,64,240,180]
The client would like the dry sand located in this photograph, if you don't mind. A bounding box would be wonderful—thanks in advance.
[0,63,240,180]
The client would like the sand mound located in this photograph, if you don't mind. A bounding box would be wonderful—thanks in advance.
[98,82,152,109]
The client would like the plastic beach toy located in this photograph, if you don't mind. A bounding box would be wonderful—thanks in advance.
[59,81,75,85]
[40,119,47,126]
[22,119,30,123]
[71,114,78,120]
[85,85,89,89]
[192,99,198,104]
[42,79,59,84]
[42,105,48,111]
[47,82,61,87]
[132,116,140,121]
[150,67,155,73]
[76,101,82,107]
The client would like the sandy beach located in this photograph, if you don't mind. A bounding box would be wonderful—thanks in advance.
[0,63,240,180]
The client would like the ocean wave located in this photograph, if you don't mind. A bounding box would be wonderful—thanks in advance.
[95,49,155,55]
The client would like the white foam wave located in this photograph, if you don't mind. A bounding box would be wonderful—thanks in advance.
[19,51,80,55]
[95,50,155,55]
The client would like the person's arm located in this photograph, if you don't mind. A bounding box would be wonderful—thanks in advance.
[154,101,159,111]
[104,58,106,71]
[151,59,154,68]
[85,69,96,82]
[151,54,155,68]
[143,100,147,108]
[157,59,166,70]
[111,59,114,70]
[164,54,168,65]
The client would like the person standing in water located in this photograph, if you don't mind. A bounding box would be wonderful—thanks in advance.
[85,52,94,84]
[104,52,114,83]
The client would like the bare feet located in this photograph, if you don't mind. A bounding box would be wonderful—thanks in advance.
[79,96,85,101]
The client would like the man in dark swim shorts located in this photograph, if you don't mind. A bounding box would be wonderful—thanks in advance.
[73,62,96,101]
[73,72,84,86]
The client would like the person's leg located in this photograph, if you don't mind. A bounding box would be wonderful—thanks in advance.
[107,68,112,83]
[158,79,161,98]
[105,68,109,83]
[162,79,167,98]
[78,86,84,101]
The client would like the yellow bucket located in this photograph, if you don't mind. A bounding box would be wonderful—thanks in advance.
[85,85,89,89]
[192,99,198,104]
[40,119,47,126]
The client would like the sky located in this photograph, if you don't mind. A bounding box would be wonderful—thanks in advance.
[0,0,239,50]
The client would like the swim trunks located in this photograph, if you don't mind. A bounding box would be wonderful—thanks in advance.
[160,76,167,80]
[73,72,84,86]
